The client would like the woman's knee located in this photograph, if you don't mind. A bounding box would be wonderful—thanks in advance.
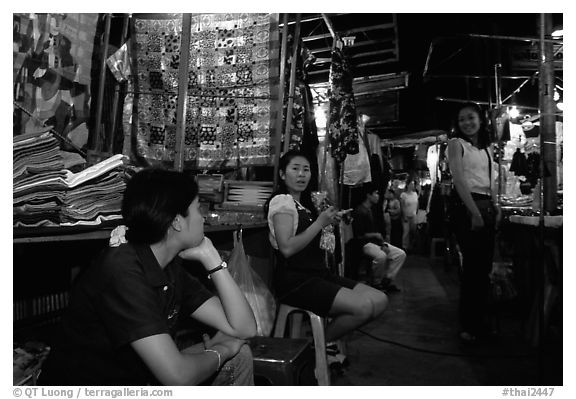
[351,294,382,321]
[372,291,388,316]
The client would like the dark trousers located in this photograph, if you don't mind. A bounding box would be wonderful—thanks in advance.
[453,200,496,335]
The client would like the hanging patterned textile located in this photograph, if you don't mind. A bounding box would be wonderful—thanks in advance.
[327,46,359,164]
[13,13,98,137]
[281,40,320,190]
[125,13,280,169]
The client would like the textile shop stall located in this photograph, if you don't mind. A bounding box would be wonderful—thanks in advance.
[12,12,335,385]
[493,117,563,352]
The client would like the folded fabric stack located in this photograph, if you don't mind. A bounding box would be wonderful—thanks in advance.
[14,133,128,228]
[13,132,66,226]
[60,154,127,224]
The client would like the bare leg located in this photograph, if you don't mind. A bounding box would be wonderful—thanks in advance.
[325,283,388,342]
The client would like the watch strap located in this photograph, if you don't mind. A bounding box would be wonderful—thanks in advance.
[207,261,227,279]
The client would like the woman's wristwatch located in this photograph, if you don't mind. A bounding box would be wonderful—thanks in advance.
[207,261,228,279]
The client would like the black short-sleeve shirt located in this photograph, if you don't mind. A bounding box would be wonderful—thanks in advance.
[39,243,213,386]
[352,204,378,247]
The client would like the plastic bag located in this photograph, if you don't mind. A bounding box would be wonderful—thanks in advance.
[343,131,372,186]
[227,229,276,336]
[311,191,336,253]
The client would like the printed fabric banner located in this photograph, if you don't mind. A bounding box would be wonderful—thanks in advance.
[126,13,280,169]
[13,13,98,138]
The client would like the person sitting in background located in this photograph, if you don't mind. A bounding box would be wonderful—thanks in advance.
[352,183,406,293]
[39,168,257,385]
[383,187,402,247]
[400,179,419,251]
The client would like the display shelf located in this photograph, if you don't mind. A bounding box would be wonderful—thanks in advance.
[13,222,268,243]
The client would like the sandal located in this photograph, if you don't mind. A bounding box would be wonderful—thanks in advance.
[459,331,478,343]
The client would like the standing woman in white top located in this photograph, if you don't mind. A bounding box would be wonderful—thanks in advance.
[447,102,501,343]
[400,180,419,251]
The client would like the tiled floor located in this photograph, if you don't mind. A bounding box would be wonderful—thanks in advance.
[329,254,562,386]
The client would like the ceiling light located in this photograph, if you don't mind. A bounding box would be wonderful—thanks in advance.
[342,36,356,46]
[314,107,327,129]
[557,102,564,112]
[507,106,520,119]
[551,29,563,38]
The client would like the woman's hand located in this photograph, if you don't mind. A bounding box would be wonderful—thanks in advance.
[178,236,221,271]
[317,206,339,228]
[470,212,485,230]
[203,331,247,360]
[494,205,502,229]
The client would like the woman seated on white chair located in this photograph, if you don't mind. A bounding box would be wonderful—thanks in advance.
[264,150,388,344]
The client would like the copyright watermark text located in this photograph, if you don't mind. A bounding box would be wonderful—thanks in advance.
[13,387,173,399]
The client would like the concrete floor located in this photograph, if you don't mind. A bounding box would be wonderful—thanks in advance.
[328,254,562,386]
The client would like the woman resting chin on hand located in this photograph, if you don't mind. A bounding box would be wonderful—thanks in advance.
[39,168,256,386]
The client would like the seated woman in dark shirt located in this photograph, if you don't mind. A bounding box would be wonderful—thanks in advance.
[39,168,257,385]
[265,150,387,343]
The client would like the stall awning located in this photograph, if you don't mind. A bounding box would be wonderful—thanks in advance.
[380,129,447,147]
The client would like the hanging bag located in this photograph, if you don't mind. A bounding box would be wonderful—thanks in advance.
[227,229,277,336]
[343,129,372,186]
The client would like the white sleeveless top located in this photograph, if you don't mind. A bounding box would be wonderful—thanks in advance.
[449,138,492,195]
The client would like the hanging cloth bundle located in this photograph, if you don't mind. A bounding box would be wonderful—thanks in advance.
[327,46,359,164]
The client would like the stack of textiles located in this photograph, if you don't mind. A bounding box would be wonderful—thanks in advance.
[60,154,127,224]
[14,132,128,228]
[13,132,66,226]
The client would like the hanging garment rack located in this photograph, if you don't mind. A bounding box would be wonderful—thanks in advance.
[282,14,302,155]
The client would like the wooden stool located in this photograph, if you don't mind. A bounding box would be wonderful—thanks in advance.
[273,304,331,385]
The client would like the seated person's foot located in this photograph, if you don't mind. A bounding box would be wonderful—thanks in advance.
[326,342,347,366]
[459,331,479,344]
[384,283,401,293]
[379,278,401,293]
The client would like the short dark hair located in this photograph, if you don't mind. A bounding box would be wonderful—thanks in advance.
[362,182,379,199]
[452,102,492,149]
[122,168,199,245]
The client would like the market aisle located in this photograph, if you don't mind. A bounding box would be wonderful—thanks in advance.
[332,254,542,386]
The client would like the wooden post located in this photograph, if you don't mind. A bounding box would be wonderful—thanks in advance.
[173,13,192,172]
[282,13,301,154]
[273,13,289,188]
[493,63,503,203]
[92,13,112,155]
[538,13,558,213]
[108,14,130,154]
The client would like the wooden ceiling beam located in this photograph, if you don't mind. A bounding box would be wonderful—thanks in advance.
[279,13,347,26]
[354,59,398,68]
[343,22,395,35]
[321,13,338,40]
[302,32,333,42]
[309,39,396,54]
[302,22,395,42]
[350,49,397,59]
